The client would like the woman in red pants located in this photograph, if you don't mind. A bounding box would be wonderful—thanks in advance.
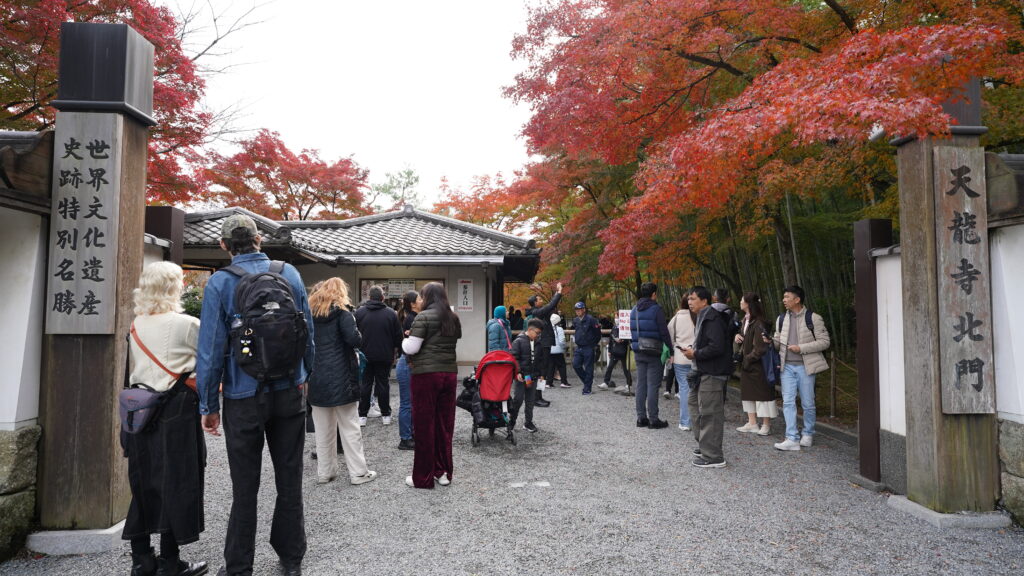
[401,282,462,488]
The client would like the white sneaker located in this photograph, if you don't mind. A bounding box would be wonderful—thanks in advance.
[774,438,801,451]
[598,383,609,390]
[358,417,367,427]
[382,415,392,426]
[674,393,680,398]
[736,422,759,433]
[663,391,672,399]
[368,405,382,418]
[435,475,451,487]
[350,470,377,485]
[757,424,771,436]
[678,424,691,431]
[800,435,813,447]
[405,476,415,487]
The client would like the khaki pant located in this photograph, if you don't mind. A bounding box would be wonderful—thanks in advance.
[688,375,727,461]
[311,403,369,481]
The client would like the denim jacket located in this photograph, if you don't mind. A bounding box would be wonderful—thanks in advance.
[196,252,316,415]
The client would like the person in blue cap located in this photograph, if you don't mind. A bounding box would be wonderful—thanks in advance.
[571,301,603,395]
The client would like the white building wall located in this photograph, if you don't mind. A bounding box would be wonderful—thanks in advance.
[876,254,906,436]
[992,224,1024,423]
[0,207,47,429]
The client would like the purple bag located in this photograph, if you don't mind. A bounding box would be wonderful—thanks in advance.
[118,385,165,434]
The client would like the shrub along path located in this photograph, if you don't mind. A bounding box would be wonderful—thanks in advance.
[3,378,1023,575]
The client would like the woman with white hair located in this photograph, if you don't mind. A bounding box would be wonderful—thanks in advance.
[122,261,207,576]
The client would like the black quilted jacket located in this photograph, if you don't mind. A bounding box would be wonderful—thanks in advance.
[308,306,362,407]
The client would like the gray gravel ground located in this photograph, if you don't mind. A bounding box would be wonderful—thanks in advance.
[4,379,1024,576]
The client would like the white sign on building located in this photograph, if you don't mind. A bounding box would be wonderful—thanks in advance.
[457,279,473,312]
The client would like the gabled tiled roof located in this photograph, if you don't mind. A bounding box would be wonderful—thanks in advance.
[183,205,538,261]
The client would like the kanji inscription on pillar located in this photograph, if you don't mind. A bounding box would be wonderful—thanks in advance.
[45,112,123,334]
[933,146,995,414]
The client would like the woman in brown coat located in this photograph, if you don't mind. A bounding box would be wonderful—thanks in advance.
[735,293,777,436]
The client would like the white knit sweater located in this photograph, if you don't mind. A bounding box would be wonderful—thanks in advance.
[129,312,200,392]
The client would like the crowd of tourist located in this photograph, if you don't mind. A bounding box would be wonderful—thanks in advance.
[118,213,830,576]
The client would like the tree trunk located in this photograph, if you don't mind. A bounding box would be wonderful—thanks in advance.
[774,213,799,287]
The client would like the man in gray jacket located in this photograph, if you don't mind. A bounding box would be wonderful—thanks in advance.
[772,285,831,451]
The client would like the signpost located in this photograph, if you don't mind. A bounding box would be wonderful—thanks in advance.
[457,278,473,312]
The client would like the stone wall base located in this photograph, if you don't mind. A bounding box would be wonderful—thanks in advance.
[999,419,1024,524]
[0,426,41,560]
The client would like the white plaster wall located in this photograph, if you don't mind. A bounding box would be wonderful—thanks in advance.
[0,207,47,429]
[142,243,164,267]
[992,224,1024,424]
[876,254,906,436]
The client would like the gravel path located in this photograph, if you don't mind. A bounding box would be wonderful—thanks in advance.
[4,378,1023,575]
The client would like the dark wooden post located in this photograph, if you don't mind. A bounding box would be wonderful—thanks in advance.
[37,23,155,529]
[894,80,1000,513]
[145,206,185,265]
[854,219,893,484]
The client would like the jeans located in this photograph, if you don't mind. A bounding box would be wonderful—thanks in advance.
[359,361,392,417]
[572,345,596,393]
[781,364,816,441]
[221,386,306,575]
[688,374,727,461]
[396,355,413,440]
[634,354,663,421]
[673,363,692,427]
[410,372,457,488]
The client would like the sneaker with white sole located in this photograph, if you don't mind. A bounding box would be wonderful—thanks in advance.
[598,383,609,390]
[382,415,392,426]
[736,422,759,433]
[367,405,382,418]
[350,470,377,485]
[435,475,451,486]
[358,417,367,427]
[678,424,691,431]
[800,435,813,447]
[663,391,672,399]
[774,438,801,451]
[757,424,771,436]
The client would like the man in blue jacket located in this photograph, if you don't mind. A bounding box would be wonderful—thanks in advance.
[571,301,602,395]
[630,282,673,429]
[196,214,315,576]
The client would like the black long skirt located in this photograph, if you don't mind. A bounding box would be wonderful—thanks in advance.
[121,386,206,545]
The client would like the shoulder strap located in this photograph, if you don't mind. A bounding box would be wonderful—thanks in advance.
[223,264,247,278]
[130,322,181,380]
[777,313,785,333]
[805,309,816,339]
[269,260,285,274]
[503,321,513,349]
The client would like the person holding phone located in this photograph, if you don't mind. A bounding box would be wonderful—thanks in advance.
[667,292,696,431]
[735,293,776,436]
[510,319,545,433]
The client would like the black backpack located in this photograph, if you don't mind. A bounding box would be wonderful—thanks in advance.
[225,261,308,383]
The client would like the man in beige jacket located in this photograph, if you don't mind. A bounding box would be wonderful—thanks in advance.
[771,285,830,451]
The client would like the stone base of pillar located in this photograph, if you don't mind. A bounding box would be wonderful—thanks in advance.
[26,520,126,556]
[887,495,1011,529]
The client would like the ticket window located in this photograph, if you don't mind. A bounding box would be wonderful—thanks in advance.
[358,279,444,310]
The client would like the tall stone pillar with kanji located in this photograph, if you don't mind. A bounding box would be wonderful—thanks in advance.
[38,22,155,529]
[895,80,1000,514]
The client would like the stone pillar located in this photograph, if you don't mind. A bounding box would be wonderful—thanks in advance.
[895,81,1000,513]
[37,22,155,530]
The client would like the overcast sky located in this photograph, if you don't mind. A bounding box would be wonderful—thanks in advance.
[183,0,537,207]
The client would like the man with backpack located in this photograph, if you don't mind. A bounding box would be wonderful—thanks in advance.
[355,286,403,427]
[772,285,831,452]
[197,214,315,576]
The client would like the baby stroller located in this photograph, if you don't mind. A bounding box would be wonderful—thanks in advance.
[457,350,518,447]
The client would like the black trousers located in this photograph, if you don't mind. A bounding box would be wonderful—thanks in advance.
[509,379,536,426]
[222,386,307,575]
[545,352,567,384]
[604,354,633,387]
[359,361,392,417]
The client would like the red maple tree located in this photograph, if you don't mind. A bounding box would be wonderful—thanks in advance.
[480,0,1023,281]
[206,129,370,221]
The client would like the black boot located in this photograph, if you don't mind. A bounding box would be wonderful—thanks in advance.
[534,391,551,408]
[156,556,208,576]
[131,548,158,576]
